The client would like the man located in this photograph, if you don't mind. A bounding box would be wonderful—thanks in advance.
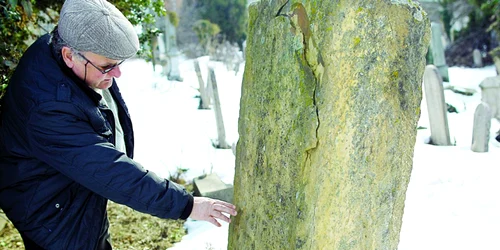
[0,0,237,249]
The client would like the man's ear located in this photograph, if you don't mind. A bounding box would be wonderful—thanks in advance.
[61,47,75,68]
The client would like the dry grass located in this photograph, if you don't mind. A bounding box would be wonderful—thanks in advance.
[0,202,187,249]
[107,201,187,250]
[0,218,23,249]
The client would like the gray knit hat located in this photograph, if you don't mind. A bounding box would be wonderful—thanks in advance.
[58,0,139,60]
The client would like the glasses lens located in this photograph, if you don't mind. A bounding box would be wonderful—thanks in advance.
[78,52,124,74]
[102,60,124,74]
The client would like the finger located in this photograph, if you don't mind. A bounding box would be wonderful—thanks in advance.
[214,200,236,209]
[212,211,231,223]
[207,216,221,227]
[214,204,237,216]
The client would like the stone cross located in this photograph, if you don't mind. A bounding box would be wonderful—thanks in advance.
[473,49,483,68]
[424,65,452,146]
[471,103,491,152]
[431,22,449,81]
[479,76,500,121]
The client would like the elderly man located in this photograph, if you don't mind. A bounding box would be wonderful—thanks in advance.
[0,0,236,249]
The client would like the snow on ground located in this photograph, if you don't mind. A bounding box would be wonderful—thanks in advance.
[117,57,499,250]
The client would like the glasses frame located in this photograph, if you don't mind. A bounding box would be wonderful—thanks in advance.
[77,52,124,74]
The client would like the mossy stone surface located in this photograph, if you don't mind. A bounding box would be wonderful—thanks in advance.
[229,1,430,249]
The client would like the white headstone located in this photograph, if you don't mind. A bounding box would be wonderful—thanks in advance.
[157,14,183,81]
[473,49,483,68]
[208,67,230,149]
[479,76,500,121]
[471,103,491,152]
[194,59,210,109]
[424,65,452,146]
[430,22,449,81]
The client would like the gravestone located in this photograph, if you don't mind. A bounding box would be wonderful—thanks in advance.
[473,49,483,68]
[423,65,452,145]
[471,103,491,152]
[228,1,430,249]
[194,59,210,109]
[193,173,233,203]
[208,67,229,149]
[431,22,449,81]
[479,76,500,121]
[157,13,183,81]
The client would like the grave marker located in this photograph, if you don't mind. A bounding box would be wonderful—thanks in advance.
[431,22,449,81]
[229,1,431,249]
[471,103,491,152]
[473,49,483,68]
[424,65,452,146]
[208,67,230,149]
[194,59,210,109]
[479,76,500,121]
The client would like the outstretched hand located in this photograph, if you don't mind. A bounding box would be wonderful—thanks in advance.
[189,197,237,227]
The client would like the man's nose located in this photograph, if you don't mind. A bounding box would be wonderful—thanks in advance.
[109,65,121,78]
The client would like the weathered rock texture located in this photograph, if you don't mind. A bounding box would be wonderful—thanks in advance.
[229,1,430,249]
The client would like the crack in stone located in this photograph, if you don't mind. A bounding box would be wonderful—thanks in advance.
[289,3,321,153]
[278,2,321,170]
[275,0,290,17]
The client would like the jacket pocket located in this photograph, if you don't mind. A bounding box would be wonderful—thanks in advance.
[41,186,73,234]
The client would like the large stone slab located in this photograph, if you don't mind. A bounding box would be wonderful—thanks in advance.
[229,1,430,249]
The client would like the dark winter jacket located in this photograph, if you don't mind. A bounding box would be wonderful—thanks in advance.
[0,34,193,249]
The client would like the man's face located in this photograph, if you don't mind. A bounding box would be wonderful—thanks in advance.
[71,51,123,90]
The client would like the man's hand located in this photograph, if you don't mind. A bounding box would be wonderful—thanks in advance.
[189,197,237,227]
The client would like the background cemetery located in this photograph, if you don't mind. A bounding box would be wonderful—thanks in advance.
[1,0,500,249]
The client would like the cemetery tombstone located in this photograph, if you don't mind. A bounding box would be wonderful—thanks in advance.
[473,49,483,68]
[423,65,452,146]
[228,1,430,249]
[479,76,500,121]
[156,13,183,81]
[194,59,210,109]
[431,22,449,81]
[471,103,491,152]
[208,67,229,149]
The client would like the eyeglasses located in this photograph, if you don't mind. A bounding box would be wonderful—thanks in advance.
[77,52,124,74]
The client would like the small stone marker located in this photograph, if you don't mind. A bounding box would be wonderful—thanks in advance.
[479,76,500,121]
[473,49,483,68]
[424,65,452,146]
[471,103,491,152]
[193,173,233,203]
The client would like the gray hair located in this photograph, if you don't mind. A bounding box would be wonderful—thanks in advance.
[50,26,84,62]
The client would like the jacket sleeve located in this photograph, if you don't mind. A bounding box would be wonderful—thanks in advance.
[26,101,193,220]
